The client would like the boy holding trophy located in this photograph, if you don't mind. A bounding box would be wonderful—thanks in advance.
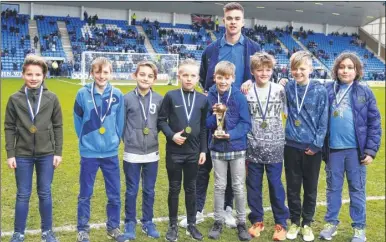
[206,61,252,241]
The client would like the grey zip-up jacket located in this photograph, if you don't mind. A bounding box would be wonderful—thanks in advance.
[123,89,163,156]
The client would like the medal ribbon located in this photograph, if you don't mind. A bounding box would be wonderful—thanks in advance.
[135,88,152,127]
[295,81,310,115]
[217,87,232,105]
[180,88,196,125]
[334,81,353,108]
[253,83,271,121]
[91,82,113,125]
[25,85,43,122]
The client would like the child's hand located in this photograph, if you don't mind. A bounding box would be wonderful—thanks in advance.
[361,155,373,165]
[240,79,253,94]
[214,133,230,140]
[198,152,206,165]
[7,157,16,169]
[279,78,289,86]
[53,156,62,168]
[172,130,187,145]
[305,148,316,156]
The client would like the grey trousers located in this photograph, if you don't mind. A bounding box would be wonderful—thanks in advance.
[213,156,246,223]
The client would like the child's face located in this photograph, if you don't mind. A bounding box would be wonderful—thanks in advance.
[135,66,155,91]
[252,65,273,86]
[91,64,111,89]
[178,65,199,91]
[291,61,312,84]
[22,64,44,89]
[337,58,356,84]
[215,73,234,94]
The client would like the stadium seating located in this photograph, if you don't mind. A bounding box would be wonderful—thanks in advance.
[35,16,66,58]
[1,14,31,71]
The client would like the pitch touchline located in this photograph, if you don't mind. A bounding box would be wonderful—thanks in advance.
[1,196,384,237]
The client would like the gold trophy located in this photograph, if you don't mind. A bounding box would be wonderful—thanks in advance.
[214,103,227,136]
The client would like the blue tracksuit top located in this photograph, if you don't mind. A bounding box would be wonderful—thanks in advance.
[284,79,328,152]
[73,82,124,158]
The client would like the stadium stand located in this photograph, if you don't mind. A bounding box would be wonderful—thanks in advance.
[35,15,66,58]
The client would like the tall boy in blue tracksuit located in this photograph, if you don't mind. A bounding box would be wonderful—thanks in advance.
[284,51,328,242]
[73,57,126,242]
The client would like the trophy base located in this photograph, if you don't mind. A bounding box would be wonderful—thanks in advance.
[214,130,226,136]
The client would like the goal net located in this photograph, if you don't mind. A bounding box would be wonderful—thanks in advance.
[80,51,179,86]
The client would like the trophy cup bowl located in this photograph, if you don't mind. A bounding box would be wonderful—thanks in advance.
[214,104,227,136]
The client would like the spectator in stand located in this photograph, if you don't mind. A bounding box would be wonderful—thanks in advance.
[215,18,219,32]
[11,46,16,57]
[83,11,88,21]
[131,13,136,25]
[13,62,18,70]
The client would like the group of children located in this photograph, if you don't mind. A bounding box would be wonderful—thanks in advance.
[4,50,381,242]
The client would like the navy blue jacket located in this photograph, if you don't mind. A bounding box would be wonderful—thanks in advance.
[206,85,251,152]
[323,80,381,161]
[158,89,208,154]
[199,35,261,92]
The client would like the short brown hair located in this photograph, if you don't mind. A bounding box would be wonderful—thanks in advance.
[250,52,277,71]
[22,54,48,77]
[223,2,244,14]
[178,58,199,74]
[331,52,363,81]
[134,60,158,79]
[214,61,235,77]
[290,51,313,70]
[90,57,113,73]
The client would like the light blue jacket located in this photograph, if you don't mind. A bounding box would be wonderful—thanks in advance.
[73,82,124,158]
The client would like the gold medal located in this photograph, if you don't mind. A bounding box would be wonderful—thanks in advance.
[29,125,37,133]
[295,119,301,127]
[185,126,192,134]
[260,121,268,129]
[143,127,150,135]
[99,126,106,134]
[333,110,339,117]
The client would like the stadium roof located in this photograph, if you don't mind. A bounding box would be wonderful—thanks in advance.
[39,1,385,27]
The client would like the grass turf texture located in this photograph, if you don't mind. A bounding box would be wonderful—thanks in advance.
[1,78,385,241]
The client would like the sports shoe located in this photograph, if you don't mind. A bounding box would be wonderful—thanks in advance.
[272,224,287,241]
[76,231,89,242]
[302,225,315,242]
[286,223,300,240]
[124,221,136,240]
[223,206,237,228]
[165,224,178,242]
[248,222,265,237]
[237,223,251,241]
[208,220,223,240]
[107,228,128,242]
[351,228,366,242]
[10,232,25,242]
[41,230,58,242]
[319,223,338,240]
[178,210,205,228]
[142,221,160,239]
[186,224,203,241]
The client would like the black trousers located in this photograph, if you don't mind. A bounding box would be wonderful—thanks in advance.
[284,145,322,226]
[166,152,199,225]
[196,151,234,212]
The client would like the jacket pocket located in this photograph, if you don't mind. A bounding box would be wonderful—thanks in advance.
[35,130,54,155]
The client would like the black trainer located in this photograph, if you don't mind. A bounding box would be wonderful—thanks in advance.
[186,224,203,241]
[237,223,251,241]
[165,224,178,242]
[208,220,223,240]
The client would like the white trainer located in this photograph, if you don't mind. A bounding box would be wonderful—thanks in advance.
[178,210,205,228]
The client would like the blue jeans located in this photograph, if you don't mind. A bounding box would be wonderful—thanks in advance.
[77,156,121,232]
[247,162,289,228]
[123,161,158,224]
[325,148,366,229]
[14,155,55,233]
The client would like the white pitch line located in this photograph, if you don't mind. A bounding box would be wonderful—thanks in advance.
[1,196,384,237]
[55,79,82,85]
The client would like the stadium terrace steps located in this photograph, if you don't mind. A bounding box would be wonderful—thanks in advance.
[28,20,41,56]
[136,25,156,54]
[57,21,74,62]
[207,29,217,41]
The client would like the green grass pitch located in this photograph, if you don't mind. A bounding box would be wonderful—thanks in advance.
[1,78,385,241]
